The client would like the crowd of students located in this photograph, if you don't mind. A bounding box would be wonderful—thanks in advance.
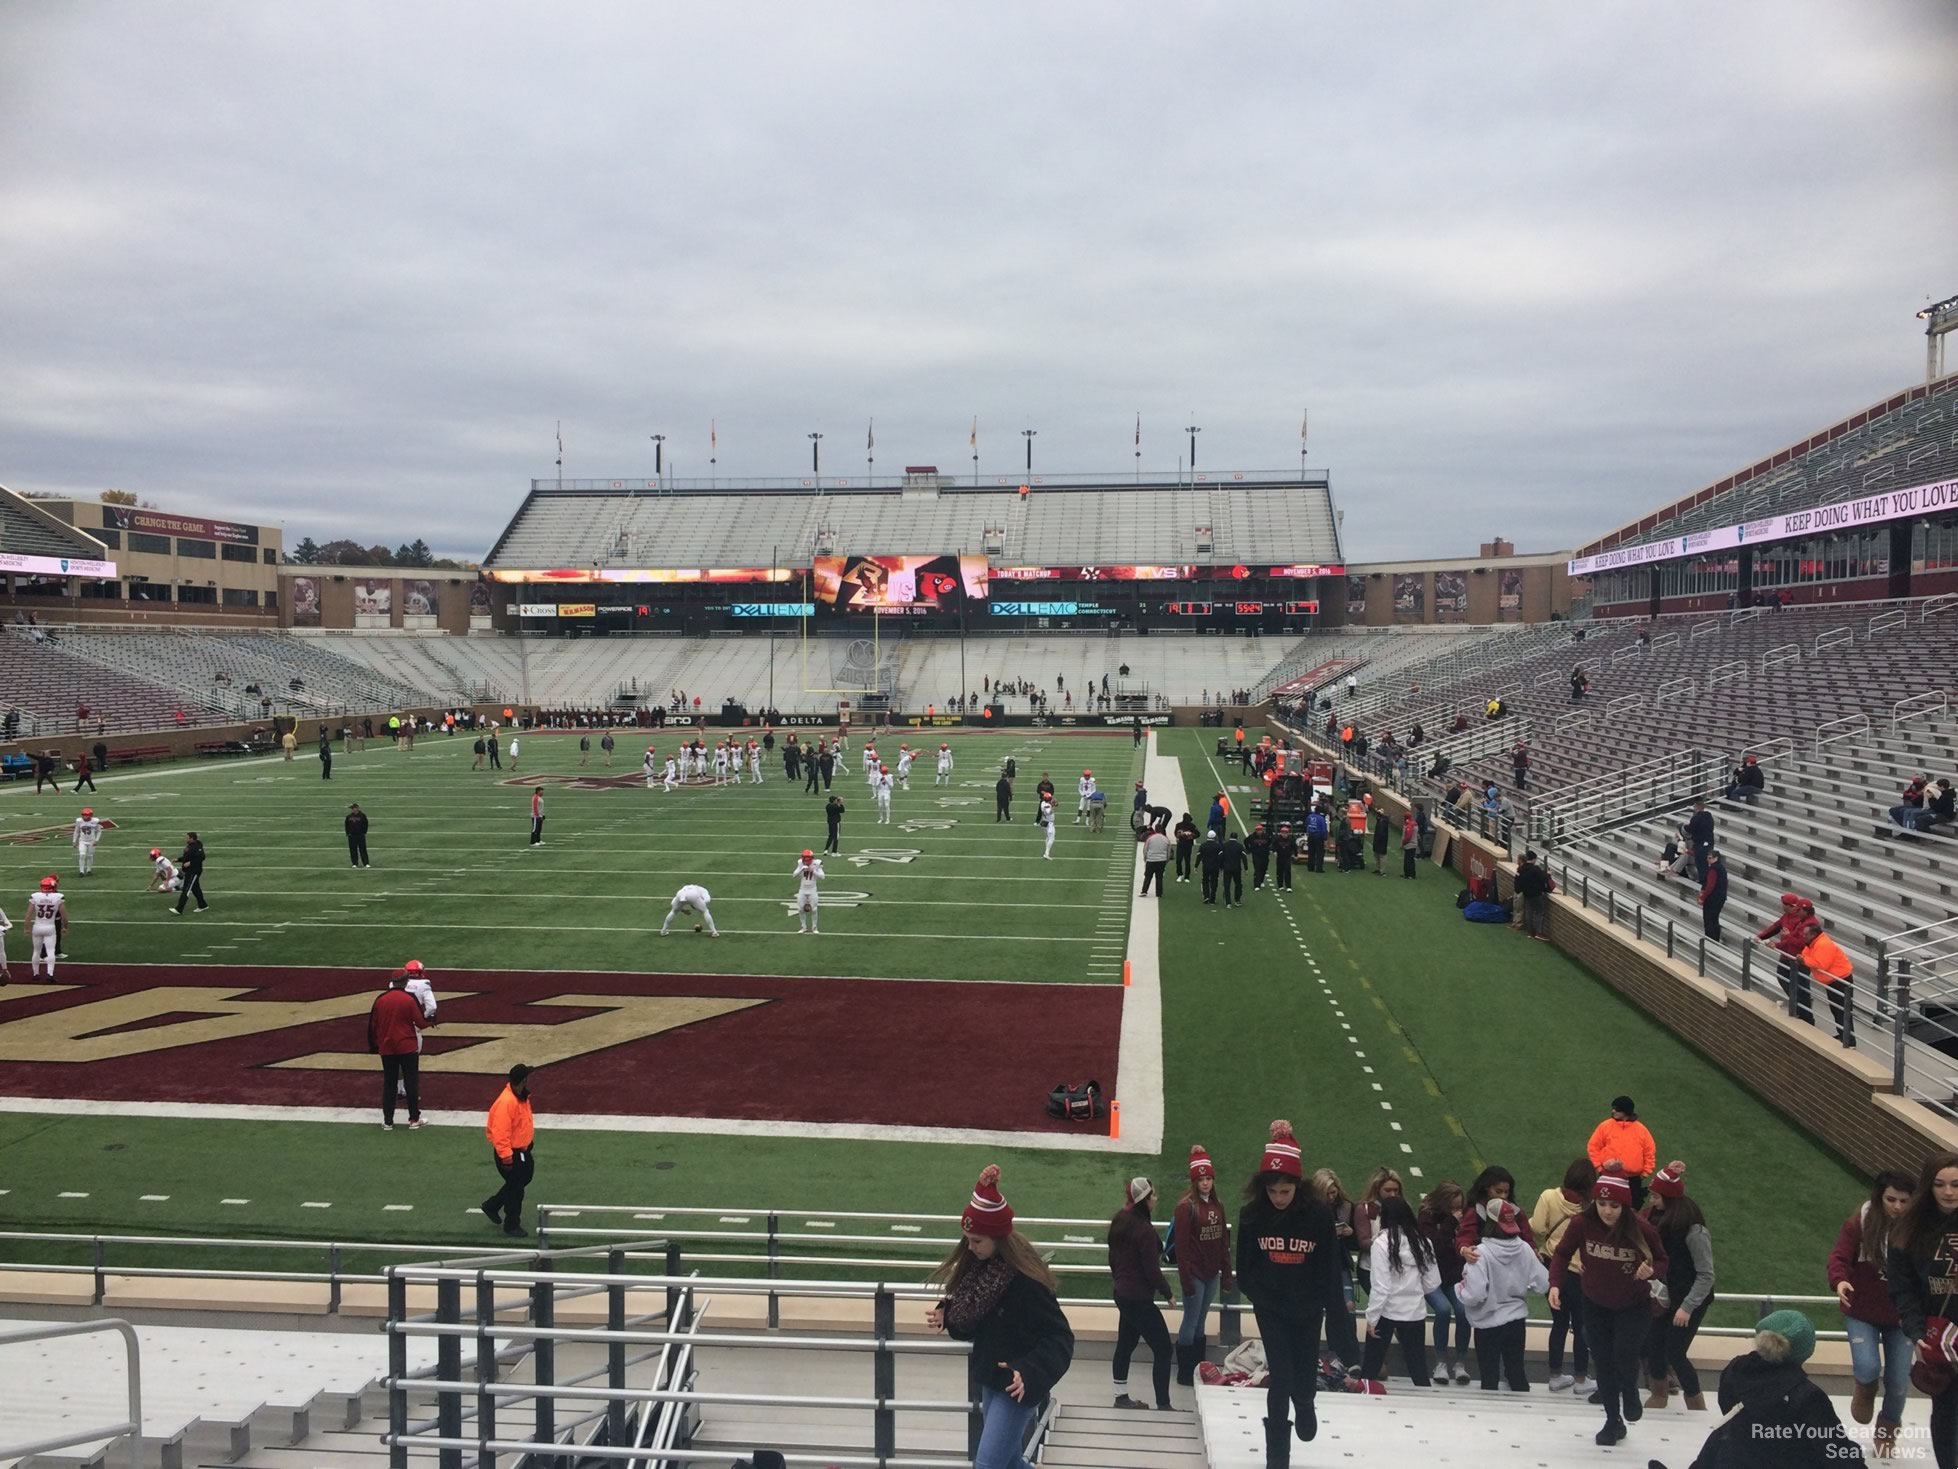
[924,1125,1958,1466]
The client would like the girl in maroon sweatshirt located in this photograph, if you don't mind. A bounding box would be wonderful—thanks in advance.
[1171,1144,1232,1386]
[1828,1168,1914,1457]
[1548,1173,1666,1448]
[1108,1177,1175,1410]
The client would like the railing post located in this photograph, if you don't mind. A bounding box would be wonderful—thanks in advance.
[1895,961,1914,1094]
[535,1204,550,1252]
[387,1271,409,1469]
[474,1272,497,1469]
[767,1211,781,1329]
[1634,904,1644,943]
[1697,936,1707,977]
[327,1243,342,1316]
[873,1286,897,1463]
[1608,890,1617,927]
[92,1236,105,1306]
[606,1248,627,1449]
[665,1241,683,1329]
[530,1264,556,1452]
[1581,874,1590,910]
[1665,919,1675,960]
[1876,943,1891,1006]
[1740,940,1753,994]
[1842,975,1857,1050]
[436,1276,462,1469]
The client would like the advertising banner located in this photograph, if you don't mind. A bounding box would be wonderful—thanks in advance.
[0,551,117,579]
[813,554,990,609]
[352,578,392,617]
[488,567,791,585]
[1567,475,1958,576]
[557,603,597,619]
[1500,570,1523,611]
[104,506,258,544]
[730,603,816,617]
[290,576,321,625]
[517,603,557,618]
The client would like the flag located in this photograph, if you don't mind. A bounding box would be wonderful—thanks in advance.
[1135,413,1141,447]
[970,416,977,451]
[867,418,875,451]
[556,420,563,467]
[710,419,717,455]
[1301,408,1309,444]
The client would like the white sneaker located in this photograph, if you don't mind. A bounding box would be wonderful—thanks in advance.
[1571,1376,1591,1396]
[1431,1363,1449,1384]
[1548,1373,1574,1392]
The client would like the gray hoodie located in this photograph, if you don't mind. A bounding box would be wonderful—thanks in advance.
[1458,1235,1550,1330]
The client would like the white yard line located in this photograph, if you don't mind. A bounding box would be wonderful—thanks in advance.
[1110,732,1179,1158]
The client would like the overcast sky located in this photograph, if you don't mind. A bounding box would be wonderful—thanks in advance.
[2,2,1953,563]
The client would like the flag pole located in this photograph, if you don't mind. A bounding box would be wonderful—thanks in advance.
[555,420,563,492]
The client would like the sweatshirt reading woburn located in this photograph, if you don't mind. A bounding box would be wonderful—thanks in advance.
[1234,1194,1339,1322]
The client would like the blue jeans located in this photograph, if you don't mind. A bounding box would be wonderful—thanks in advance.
[974,1386,1037,1469]
[1176,1275,1220,1345]
[1846,1317,1912,1423]
[1427,1283,1471,1356]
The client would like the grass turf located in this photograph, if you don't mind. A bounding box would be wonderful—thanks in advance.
[0,728,1862,1307]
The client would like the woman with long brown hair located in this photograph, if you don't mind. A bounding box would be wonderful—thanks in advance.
[1548,1173,1667,1448]
[1889,1152,1958,1469]
[926,1166,1074,1469]
[1171,1145,1232,1386]
[1830,1167,1915,1458]
[1107,1177,1176,1410]
[1418,1180,1472,1384]
[1640,1161,1715,1411]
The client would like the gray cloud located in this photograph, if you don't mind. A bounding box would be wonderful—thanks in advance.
[2,0,1953,561]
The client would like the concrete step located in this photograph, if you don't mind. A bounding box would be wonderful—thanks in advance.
[1040,1402,1205,1468]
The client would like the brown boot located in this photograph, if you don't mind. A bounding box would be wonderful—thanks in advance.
[1850,1379,1877,1425]
[1683,1392,1707,1411]
[1874,1418,1899,1458]
[1644,1378,1671,1410]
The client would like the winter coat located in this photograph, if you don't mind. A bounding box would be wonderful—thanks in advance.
[942,1269,1075,1410]
[1364,1229,1440,1327]
[1687,1351,1864,1468]
[1236,1193,1340,1323]
[1457,1236,1548,1329]
[1827,1206,1899,1329]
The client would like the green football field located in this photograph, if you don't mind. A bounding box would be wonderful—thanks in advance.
[0,726,1862,1304]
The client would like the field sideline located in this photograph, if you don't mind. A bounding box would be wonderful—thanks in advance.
[0,727,1863,1299]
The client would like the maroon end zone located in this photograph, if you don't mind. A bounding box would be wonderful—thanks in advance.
[0,964,1122,1133]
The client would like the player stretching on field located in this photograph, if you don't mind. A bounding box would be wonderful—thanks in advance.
[792,849,825,934]
[147,847,180,893]
[659,884,719,937]
[1039,793,1057,860]
[874,763,894,824]
[935,743,953,785]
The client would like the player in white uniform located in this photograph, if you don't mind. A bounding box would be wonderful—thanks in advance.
[507,736,520,772]
[27,875,65,978]
[72,806,104,875]
[147,847,180,893]
[748,741,764,784]
[643,748,659,788]
[0,900,10,980]
[935,743,953,785]
[862,743,877,777]
[895,746,914,790]
[1039,795,1057,859]
[713,742,730,785]
[1075,770,1096,825]
[791,848,825,934]
[659,884,719,937]
[664,755,680,792]
[396,958,438,1096]
[874,764,894,823]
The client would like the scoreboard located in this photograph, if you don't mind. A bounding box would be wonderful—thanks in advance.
[1165,599,1318,617]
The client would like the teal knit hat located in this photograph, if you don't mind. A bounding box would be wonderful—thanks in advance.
[1756,1309,1816,1364]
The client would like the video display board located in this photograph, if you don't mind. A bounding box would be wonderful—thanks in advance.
[813,554,990,610]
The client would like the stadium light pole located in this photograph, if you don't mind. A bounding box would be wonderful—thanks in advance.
[1022,427,1036,476]
[809,432,823,489]
[1185,422,1201,472]
[650,434,666,491]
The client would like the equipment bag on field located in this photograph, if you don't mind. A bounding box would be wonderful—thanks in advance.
[1047,1079,1104,1122]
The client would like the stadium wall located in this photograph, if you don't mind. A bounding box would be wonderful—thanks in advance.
[1276,727,1958,1174]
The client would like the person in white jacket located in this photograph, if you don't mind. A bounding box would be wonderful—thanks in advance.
[1457,1198,1549,1391]
[1361,1197,1442,1386]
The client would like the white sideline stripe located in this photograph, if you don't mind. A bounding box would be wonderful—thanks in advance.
[69,918,1117,944]
[58,1191,89,1198]
[140,1194,169,1202]
[1109,732,1173,1158]
[220,1197,250,1205]
[0,1095,1149,1151]
[384,1204,414,1211]
[302,1200,332,1208]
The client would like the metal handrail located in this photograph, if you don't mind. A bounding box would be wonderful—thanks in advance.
[0,1319,142,1469]
[1815,713,1871,751]
[1893,690,1949,728]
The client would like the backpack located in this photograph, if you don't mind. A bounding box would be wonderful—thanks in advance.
[1047,1079,1103,1122]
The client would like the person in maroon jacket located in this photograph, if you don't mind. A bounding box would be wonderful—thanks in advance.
[1757,893,1817,1018]
[1171,1145,1232,1385]
[1830,1168,1915,1457]
[1548,1173,1667,1448]
[1107,1177,1176,1410]
[366,972,427,1130]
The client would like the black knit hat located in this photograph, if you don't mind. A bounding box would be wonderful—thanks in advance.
[1611,1094,1636,1117]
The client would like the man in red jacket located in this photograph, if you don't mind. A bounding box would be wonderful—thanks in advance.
[367,972,427,1131]
[1756,893,1816,1021]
